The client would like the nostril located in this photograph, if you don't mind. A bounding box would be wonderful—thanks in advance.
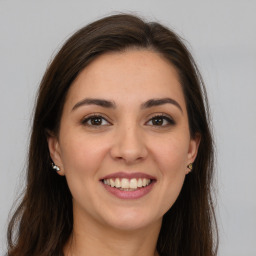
[109,134,148,163]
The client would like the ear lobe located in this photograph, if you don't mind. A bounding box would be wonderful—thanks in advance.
[47,134,65,176]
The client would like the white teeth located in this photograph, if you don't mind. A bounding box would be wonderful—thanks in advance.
[115,178,121,188]
[110,179,115,187]
[104,179,110,185]
[130,178,137,189]
[137,178,143,187]
[121,178,130,188]
[103,177,151,189]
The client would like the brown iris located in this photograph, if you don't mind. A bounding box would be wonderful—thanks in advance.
[152,117,164,126]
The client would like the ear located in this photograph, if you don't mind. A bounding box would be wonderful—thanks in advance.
[47,133,65,176]
[186,133,201,174]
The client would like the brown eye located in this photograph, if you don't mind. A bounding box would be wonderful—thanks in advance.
[152,117,164,126]
[82,115,110,126]
[146,115,175,127]
[90,117,103,125]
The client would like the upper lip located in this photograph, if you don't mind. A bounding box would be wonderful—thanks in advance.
[100,172,156,180]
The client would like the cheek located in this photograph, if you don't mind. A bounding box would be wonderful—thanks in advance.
[150,135,189,211]
[153,135,189,174]
[59,134,109,184]
[158,140,187,190]
[59,135,107,207]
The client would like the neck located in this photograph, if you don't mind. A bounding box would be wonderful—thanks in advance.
[64,211,162,256]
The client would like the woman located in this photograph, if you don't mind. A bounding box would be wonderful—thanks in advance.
[7,14,218,256]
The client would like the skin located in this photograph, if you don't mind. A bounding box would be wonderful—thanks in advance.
[48,49,200,256]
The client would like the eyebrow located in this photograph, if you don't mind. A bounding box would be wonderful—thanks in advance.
[72,98,116,111]
[72,97,183,113]
[141,98,183,113]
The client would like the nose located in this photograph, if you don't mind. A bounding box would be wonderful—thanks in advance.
[110,125,148,164]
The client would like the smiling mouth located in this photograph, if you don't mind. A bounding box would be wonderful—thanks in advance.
[101,178,153,191]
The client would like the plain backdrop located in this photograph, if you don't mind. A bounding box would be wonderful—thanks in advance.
[0,1,255,255]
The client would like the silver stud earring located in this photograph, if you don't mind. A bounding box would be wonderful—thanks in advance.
[52,162,60,172]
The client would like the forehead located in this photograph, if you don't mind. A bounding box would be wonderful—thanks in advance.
[65,49,186,110]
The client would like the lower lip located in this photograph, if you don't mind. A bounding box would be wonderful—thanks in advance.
[101,181,155,199]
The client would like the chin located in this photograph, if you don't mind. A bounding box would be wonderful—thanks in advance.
[102,207,161,231]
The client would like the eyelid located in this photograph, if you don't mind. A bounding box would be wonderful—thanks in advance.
[80,112,175,128]
[81,113,112,126]
[145,113,176,126]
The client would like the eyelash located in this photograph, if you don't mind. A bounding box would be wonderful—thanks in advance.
[81,114,111,127]
[81,114,175,128]
[146,114,175,127]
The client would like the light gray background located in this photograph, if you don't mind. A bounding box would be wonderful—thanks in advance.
[0,1,255,255]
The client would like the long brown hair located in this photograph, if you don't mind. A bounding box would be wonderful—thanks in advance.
[7,14,218,256]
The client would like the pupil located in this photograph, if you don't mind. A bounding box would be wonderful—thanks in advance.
[152,117,163,125]
[91,117,102,125]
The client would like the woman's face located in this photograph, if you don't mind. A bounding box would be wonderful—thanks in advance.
[48,49,199,231]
